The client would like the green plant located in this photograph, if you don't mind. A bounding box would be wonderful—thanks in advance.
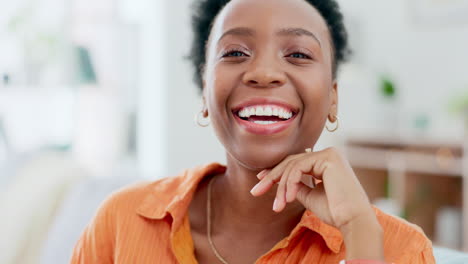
[379,76,397,99]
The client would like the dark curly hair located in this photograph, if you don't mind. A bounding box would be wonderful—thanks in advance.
[188,0,351,91]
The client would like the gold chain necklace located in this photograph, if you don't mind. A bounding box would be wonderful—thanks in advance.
[207,176,230,264]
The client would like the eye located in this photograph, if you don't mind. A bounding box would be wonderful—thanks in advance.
[288,52,312,59]
[221,49,249,58]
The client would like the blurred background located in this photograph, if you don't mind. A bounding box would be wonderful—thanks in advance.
[0,0,467,263]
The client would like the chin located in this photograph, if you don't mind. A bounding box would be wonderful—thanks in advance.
[228,145,294,171]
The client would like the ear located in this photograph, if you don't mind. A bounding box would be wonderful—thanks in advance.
[201,90,209,118]
[201,63,207,90]
[328,81,338,122]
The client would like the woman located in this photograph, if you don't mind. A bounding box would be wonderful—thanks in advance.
[71,0,436,263]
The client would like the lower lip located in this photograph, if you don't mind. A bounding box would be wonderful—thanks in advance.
[233,113,298,135]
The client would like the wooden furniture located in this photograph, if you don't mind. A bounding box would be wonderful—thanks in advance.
[344,134,466,251]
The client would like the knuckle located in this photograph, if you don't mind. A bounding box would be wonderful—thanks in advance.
[326,146,343,159]
[285,154,299,162]
[279,174,288,185]
[326,146,337,154]
[287,172,297,184]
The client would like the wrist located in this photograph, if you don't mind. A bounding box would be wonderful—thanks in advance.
[340,212,385,261]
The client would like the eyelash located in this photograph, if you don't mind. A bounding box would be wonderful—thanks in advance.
[221,49,249,58]
[289,52,312,59]
[221,49,313,60]
[287,48,314,60]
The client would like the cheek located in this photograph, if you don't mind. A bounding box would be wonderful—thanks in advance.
[299,67,331,107]
[296,72,332,131]
[206,67,234,115]
[204,65,237,135]
[305,83,330,112]
[207,65,239,109]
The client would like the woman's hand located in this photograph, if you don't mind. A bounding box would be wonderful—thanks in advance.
[250,147,385,260]
[250,147,372,229]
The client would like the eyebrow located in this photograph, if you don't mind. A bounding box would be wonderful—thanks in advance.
[277,27,322,47]
[218,27,255,42]
[217,27,322,47]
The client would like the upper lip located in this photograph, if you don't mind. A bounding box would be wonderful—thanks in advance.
[231,97,300,114]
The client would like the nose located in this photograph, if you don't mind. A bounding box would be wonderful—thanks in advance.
[242,58,286,89]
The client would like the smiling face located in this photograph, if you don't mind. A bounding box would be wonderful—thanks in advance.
[202,0,338,170]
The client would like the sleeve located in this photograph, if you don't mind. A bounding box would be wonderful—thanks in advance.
[69,195,117,264]
[406,245,436,264]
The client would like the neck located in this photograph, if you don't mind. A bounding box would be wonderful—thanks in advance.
[210,154,305,240]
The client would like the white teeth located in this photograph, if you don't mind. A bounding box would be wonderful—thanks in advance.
[236,105,294,119]
[279,110,292,119]
[253,120,278,125]
[272,108,279,116]
[255,107,264,116]
[239,109,248,118]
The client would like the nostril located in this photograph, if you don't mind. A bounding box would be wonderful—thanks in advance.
[247,79,283,88]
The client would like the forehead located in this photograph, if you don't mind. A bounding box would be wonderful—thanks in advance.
[210,0,330,43]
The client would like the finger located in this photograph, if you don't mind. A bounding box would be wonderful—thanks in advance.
[296,182,313,203]
[250,178,274,196]
[300,172,316,189]
[279,153,319,203]
[296,181,324,204]
[286,166,303,203]
[297,150,328,181]
[252,154,300,196]
[286,154,323,203]
[256,169,270,180]
[274,163,292,212]
[265,153,301,181]
[313,158,327,178]
[304,148,369,212]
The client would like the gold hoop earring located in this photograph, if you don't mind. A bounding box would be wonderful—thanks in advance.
[326,115,339,132]
[195,109,210,127]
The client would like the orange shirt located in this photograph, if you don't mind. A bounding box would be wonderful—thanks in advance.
[71,162,435,264]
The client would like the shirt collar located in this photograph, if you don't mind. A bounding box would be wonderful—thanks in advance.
[136,162,226,230]
[136,162,344,253]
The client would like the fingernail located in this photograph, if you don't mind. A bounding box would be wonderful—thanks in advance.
[250,182,261,195]
[256,170,264,180]
[257,170,268,180]
[273,198,279,211]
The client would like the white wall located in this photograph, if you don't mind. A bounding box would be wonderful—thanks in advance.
[116,0,170,178]
[161,0,468,176]
[164,0,226,176]
[338,0,468,139]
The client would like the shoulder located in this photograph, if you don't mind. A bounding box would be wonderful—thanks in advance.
[102,162,225,213]
[98,171,189,217]
[372,206,435,263]
[106,175,185,203]
[373,206,430,248]
[71,163,224,263]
